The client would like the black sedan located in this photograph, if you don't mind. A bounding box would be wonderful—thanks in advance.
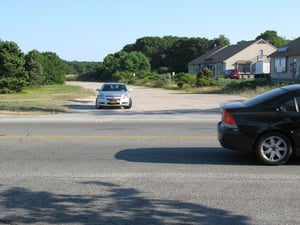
[218,84,300,165]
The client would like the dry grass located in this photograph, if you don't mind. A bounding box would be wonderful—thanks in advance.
[0,84,95,115]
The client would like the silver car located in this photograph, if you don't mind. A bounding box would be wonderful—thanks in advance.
[95,82,132,109]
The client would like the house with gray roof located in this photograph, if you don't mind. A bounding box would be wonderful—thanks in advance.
[187,39,277,78]
[269,37,300,80]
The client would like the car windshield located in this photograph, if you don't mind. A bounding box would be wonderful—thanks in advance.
[243,87,286,106]
[102,84,127,92]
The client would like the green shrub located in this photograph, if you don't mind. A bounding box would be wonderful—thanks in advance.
[196,67,213,87]
[154,74,171,88]
[0,77,28,93]
[174,73,196,88]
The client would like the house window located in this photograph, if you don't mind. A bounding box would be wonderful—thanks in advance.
[258,50,264,60]
[275,57,286,73]
[237,64,250,73]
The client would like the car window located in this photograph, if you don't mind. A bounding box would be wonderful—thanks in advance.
[280,96,300,112]
[117,85,127,91]
[280,98,297,112]
[102,84,127,92]
[102,85,111,91]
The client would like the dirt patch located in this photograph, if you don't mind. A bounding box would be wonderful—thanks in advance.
[66,81,246,112]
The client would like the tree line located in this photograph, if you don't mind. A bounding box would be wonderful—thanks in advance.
[0,41,65,93]
[66,30,290,84]
[0,30,290,93]
[71,35,230,81]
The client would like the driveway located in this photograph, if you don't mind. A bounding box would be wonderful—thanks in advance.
[67,81,246,112]
[0,82,246,122]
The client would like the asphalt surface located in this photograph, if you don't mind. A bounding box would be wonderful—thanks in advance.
[1,83,300,225]
[1,120,300,225]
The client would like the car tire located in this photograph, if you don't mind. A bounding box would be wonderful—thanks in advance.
[255,132,293,165]
[95,99,102,109]
[124,98,132,109]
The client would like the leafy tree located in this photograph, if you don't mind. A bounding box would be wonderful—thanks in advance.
[119,51,151,73]
[0,40,27,93]
[80,62,104,81]
[25,50,45,87]
[127,36,177,70]
[41,52,65,84]
[165,37,212,72]
[65,60,104,81]
[65,61,100,76]
[123,35,229,73]
[123,36,176,71]
[256,30,290,47]
[102,51,126,80]
[212,34,230,46]
[112,71,134,83]
[102,51,150,81]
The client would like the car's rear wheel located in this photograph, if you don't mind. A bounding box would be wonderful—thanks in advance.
[255,132,293,165]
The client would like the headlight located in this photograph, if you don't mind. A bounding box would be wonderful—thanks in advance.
[122,93,129,99]
[98,94,105,98]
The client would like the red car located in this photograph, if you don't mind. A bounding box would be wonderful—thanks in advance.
[223,69,240,79]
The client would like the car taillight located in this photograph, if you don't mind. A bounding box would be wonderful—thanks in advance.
[222,109,237,128]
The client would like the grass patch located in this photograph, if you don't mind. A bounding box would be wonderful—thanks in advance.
[185,78,299,97]
[0,84,95,114]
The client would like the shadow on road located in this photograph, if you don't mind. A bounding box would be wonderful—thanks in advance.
[115,147,300,166]
[0,181,251,225]
[65,103,220,116]
[116,147,259,165]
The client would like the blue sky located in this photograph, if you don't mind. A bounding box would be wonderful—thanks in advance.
[1,0,300,61]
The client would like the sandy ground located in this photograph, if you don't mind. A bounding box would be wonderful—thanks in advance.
[67,81,246,112]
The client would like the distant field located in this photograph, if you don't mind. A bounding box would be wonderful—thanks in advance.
[0,84,95,114]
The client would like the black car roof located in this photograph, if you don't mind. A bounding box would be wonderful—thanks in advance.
[281,84,300,91]
[243,84,300,106]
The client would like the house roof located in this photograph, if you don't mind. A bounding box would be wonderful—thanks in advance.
[188,39,266,65]
[270,36,300,58]
[188,45,227,65]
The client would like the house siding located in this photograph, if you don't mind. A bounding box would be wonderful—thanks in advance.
[270,37,300,80]
[224,42,276,73]
[271,56,300,80]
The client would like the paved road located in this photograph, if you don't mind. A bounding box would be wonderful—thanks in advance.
[0,83,300,225]
[1,120,300,225]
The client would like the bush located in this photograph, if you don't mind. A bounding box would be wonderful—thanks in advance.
[196,68,213,87]
[0,77,28,93]
[197,77,214,87]
[173,73,196,88]
[154,74,171,88]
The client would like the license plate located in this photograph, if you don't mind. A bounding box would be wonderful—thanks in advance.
[109,99,117,104]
